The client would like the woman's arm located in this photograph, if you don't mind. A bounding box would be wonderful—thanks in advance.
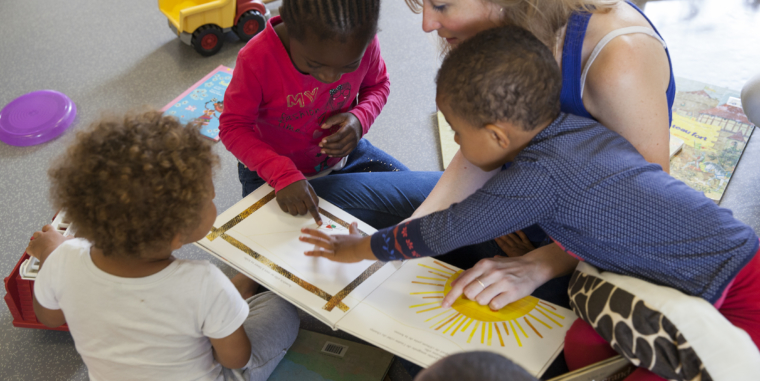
[409,150,500,219]
[583,33,672,172]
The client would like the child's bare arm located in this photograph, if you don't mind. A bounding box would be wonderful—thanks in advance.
[33,297,66,327]
[28,225,70,327]
[209,325,252,369]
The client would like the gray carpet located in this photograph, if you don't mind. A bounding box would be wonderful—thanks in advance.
[1,0,759,380]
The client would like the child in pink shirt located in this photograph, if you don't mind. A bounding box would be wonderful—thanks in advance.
[220,0,408,225]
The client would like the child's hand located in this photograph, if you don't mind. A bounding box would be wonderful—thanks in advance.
[26,225,70,267]
[299,222,375,263]
[320,113,362,158]
[495,231,535,257]
[276,180,322,225]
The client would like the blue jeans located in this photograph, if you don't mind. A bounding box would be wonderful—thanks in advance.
[238,139,410,198]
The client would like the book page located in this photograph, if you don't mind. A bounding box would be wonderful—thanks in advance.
[336,257,575,377]
[196,185,398,326]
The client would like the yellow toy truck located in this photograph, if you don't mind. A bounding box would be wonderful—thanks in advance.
[159,0,270,56]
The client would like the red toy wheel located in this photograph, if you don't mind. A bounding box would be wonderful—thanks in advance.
[235,10,266,42]
[192,25,224,56]
[201,34,218,50]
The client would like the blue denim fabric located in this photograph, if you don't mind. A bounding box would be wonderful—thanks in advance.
[237,139,410,198]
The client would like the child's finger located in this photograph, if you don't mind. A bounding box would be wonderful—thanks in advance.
[304,248,336,258]
[276,198,290,214]
[515,230,529,243]
[320,115,348,130]
[286,202,300,216]
[41,224,54,232]
[301,227,331,241]
[301,191,321,225]
[349,222,359,235]
[298,235,333,250]
[322,133,354,150]
[321,129,350,146]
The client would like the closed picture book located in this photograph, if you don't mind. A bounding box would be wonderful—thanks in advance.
[161,65,233,141]
[669,77,756,201]
[195,185,577,377]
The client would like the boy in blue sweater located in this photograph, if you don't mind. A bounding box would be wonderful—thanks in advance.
[299,25,760,380]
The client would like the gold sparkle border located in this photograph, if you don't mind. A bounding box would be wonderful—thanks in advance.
[207,191,276,241]
[205,190,385,312]
[220,233,349,312]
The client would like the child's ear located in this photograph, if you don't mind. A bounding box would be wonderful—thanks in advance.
[170,233,184,251]
[484,123,510,149]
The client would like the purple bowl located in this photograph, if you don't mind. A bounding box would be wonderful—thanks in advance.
[0,90,77,147]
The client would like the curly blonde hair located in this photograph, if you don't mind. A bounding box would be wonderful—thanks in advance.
[405,0,619,50]
[49,110,219,257]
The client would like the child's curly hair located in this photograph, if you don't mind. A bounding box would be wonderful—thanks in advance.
[49,111,219,257]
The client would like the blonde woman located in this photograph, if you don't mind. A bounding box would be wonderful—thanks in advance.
[402,0,676,378]
[409,0,674,308]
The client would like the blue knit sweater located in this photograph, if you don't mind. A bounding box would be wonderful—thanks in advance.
[371,113,758,303]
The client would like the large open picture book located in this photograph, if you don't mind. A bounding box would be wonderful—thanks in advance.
[195,185,577,377]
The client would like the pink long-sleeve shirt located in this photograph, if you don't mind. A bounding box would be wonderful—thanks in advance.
[219,16,390,192]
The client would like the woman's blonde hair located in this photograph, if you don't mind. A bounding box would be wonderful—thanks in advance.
[406,0,620,50]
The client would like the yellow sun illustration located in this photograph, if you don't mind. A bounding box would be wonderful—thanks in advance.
[409,261,567,347]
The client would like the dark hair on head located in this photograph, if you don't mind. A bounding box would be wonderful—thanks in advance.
[415,351,538,381]
[436,25,562,131]
[48,110,219,257]
[280,0,381,43]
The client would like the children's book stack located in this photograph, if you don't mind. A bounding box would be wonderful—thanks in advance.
[161,65,233,141]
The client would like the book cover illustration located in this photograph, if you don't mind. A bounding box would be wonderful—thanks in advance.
[161,65,233,141]
[669,77,755,201]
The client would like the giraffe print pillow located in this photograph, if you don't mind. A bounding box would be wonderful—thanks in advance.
[568,262,760,381]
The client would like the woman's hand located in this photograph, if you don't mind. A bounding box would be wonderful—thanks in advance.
[300,222,376,263]
[442,255,546,310]
[442,243,579,310]
[319,113,362,158]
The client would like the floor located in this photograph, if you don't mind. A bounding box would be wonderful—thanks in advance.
[0,0,758,380]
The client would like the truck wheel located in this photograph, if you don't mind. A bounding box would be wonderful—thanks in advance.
[235,10,266,42]
[192,25,224,56]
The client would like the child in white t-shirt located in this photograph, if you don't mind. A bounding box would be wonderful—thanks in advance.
[26,111,299,381]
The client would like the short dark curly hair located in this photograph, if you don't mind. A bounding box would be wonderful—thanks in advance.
[436,25,562,131]
[49,110,219,257]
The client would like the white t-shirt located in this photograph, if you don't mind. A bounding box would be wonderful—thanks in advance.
[34,239,249,381]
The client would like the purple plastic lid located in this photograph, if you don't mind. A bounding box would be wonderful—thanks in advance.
[0,90,77,147]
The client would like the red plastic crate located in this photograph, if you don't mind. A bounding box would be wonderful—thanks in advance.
[4,252,69,331]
